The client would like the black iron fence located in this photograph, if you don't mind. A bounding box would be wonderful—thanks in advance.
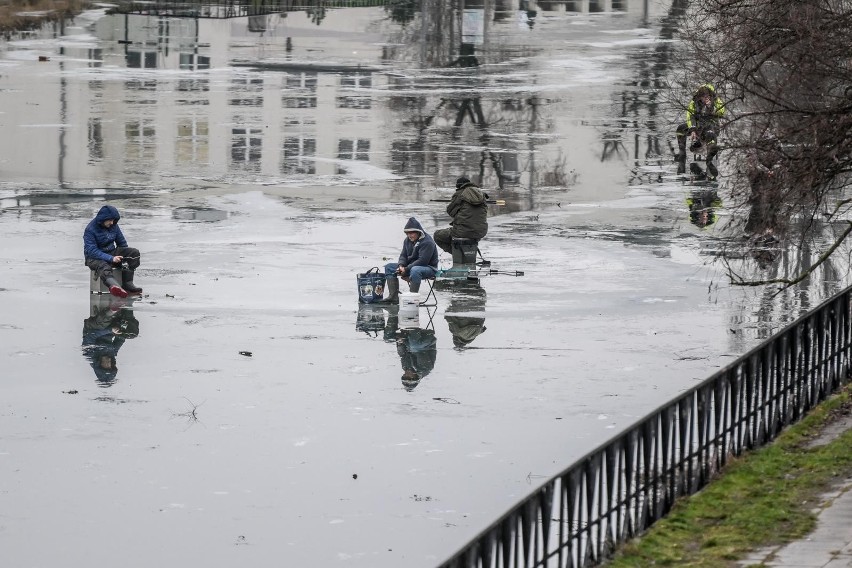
[439,287,852,568]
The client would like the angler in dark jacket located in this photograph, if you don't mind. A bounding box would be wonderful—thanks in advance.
[83,205,142,298]
[381,217,439,303]
[433,177,489,254]
[675,84,725,179]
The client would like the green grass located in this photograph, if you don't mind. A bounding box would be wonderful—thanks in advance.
[606,384,852,568]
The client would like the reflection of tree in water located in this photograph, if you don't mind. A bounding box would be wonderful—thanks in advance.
[306,0,326,25]
[384,0,418,26]
[388,85,549,190]
[599,0,686,186]
[725,220,845,351]
[380,0,569,191]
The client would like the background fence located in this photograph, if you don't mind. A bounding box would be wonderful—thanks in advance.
[439,286,852,568]
[109,0,389,18]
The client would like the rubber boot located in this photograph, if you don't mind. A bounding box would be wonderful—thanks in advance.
[104,276,128,298]
[379,277,399,303]
[706,147,719,180]
[409,280,421,294]
[122,268,143,295]
[706,159,718,181]
[676,134,687,174]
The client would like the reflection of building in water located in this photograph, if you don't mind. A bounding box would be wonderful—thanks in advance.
[64,11,394,180]
[1,0,671,193]
[81,296,140,387]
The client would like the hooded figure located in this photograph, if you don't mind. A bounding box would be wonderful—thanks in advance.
[81,300,139,387]
[83,205,143,297]
[433,177,489,254]
[380,217,439,303]
[675,84,725,179]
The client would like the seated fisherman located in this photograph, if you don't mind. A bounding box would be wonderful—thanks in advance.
[381,217,439,304]
[83,205,143,298]
[432,176,488,254]
[675,84,725,180]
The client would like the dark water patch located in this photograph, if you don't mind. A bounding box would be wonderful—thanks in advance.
[93,396,149,404]
[0,192,158,209]
[172,207,228,222]
[142,268,194,278]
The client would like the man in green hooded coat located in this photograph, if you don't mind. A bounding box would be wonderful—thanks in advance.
[433,177,489,254]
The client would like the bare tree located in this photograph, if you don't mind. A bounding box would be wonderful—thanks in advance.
[674,0,852,287]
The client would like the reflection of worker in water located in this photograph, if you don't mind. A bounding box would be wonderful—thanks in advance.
[444,283,487,348]
[384,311,437,391]
[81,298,139,387]
[686,188,722,228]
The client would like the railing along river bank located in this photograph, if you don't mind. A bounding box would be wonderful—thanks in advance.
[439,286,852,568]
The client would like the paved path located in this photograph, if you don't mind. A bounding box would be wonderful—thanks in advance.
[741,484,852,568]
[741,416,852,568]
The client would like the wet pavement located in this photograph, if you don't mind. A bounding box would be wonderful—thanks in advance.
[1,1,851,567]
[742,485,852,568]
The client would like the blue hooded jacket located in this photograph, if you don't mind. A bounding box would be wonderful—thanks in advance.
[398,217,439,270]
[83,205,128,263]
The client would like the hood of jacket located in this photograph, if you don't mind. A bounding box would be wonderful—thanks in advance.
[457,183,486,206]
[94,205,121,226]
[403,216,426,237]
[693,83,718,99]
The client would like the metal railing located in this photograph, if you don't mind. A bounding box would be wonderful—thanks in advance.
[439,287,852,568]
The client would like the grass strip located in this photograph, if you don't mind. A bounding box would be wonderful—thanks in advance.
[606,383,852,568]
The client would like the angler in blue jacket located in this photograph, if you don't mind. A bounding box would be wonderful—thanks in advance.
[83,205,143,298]
[381,217,439,303]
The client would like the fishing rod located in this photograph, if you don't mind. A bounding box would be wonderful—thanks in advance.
[469,268,525,277]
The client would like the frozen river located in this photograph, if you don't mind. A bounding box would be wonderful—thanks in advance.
[1,1,848,566]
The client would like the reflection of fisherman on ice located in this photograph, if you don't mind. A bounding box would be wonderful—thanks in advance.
[686,188,722,228]
[444,282,487,349]
[384,310,437,391]
[82,297,139,387]
[675,84,725,181]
